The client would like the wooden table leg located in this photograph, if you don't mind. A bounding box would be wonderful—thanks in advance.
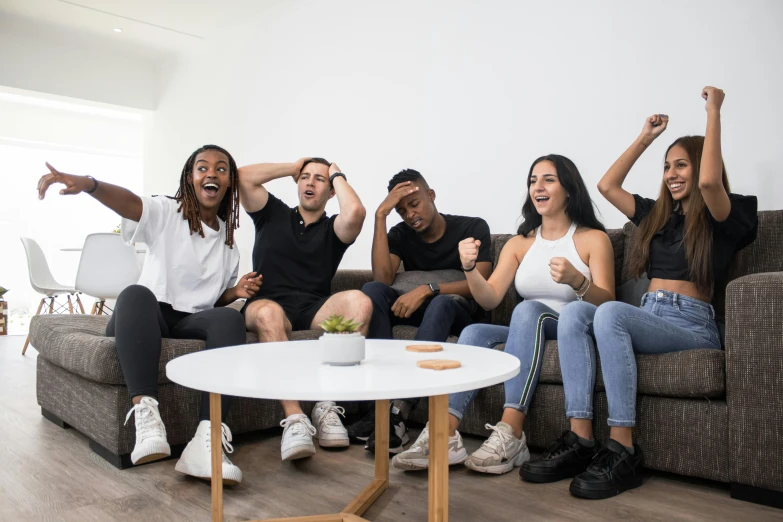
[428,395,449,522]
[341,400,389,517]
[210,393,223,522]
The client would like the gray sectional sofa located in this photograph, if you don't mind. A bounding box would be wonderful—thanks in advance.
[30,211,783,507]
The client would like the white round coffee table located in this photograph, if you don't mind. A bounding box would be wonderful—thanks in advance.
[167,339,520,522]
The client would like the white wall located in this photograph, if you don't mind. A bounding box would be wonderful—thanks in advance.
[0,88,146,331]
[145,0,783,273]
[0,13,164,110]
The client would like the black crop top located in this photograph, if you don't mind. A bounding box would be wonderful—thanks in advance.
[631,193,758,285]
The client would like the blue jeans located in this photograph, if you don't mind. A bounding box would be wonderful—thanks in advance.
[448,300,598,421]
[584,290,721,427]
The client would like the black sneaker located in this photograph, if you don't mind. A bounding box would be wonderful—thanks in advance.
[520,430,599,483]
[569,439,644,499]
[347,408,375,443]
[365,409,409,455]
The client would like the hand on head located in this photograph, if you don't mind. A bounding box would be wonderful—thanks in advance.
[376,181,419,218]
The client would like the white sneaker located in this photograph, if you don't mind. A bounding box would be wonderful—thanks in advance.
[464,422,530,474]
[175,420,242,486]
[280,414,317,461]
[124,397,171,465]
[391,422,468,471]
[311,401,349,448]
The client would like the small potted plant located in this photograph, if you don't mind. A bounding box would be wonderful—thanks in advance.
[318,314,365,366]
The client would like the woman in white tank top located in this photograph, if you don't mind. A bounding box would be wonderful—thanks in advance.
[394,155,616,476]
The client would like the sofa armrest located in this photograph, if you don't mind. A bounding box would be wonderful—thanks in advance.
[331,269,374,294]
[725,271,783,491]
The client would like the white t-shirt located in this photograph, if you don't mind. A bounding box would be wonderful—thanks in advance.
[121,196,240,313]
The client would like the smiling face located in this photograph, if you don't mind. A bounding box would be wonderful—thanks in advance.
[528,160,568,217]
[663,144,695,201]
[395,181,437,233]
[297,162,333,212]
[191,150,230,211]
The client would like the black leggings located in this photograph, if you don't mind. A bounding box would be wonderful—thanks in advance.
[106,285,246,421]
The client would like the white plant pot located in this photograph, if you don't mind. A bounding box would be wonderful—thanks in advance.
[320,332,366,366]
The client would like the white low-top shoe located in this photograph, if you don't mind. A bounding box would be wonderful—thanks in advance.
[280,414,317,461]
[125,397,171,465]
[175,420,242,486]
[464,422,530,474]
[311,401,350,448]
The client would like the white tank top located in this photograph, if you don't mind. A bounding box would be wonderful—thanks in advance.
[514,222,591,314]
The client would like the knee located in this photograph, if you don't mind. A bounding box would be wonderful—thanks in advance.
[559,301,596,327]
[361,281,389,299]
[208,308,246,338]
[457,324,484,345]
[510,299,550,323]
[593,301,626,329]
[116,285,156,308]
[252,303,286,331]
[346,290,373,322]
[428,295,457,315]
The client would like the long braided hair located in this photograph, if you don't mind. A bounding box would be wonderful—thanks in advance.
[174,144,240,247]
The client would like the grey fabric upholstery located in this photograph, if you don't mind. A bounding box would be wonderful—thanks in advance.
[31,211,783,494]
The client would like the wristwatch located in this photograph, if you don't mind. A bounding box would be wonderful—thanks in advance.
[428,283,440,296]
[329,172,346,186]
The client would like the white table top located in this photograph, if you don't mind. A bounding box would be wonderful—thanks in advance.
[166,340,520,401]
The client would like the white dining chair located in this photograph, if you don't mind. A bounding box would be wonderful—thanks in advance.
[75,233,141,315]
[20,237,82,355]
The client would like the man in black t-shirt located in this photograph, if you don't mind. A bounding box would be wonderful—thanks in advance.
[349,168,492,454]
[238,157,370,463]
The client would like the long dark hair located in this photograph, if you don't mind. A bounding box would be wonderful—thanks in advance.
[630,136,730,296]
[174,144,240,248]
[517,154,606,236]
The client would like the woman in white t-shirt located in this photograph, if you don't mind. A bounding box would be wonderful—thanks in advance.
[37,144,260,485]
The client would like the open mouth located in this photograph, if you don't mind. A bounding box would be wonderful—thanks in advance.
[669,182,685,193]
[534,195,550,203]
[203,182,220,197]
[410,217,423,228]
[303,189,315,198]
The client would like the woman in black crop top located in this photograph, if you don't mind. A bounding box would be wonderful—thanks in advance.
[523,87,758,500]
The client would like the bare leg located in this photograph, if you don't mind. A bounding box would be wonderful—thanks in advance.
[448,414,460,437]
[500,408,525,439]
[244,300,302,416]
[610,426,633,447]
[570,418,594,440]
[310,290,374,336]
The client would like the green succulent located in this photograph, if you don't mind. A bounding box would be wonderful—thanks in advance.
[319,314,363,334]
[0,287,8,299]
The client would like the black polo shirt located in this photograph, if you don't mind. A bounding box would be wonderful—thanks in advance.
[247,193,352,308]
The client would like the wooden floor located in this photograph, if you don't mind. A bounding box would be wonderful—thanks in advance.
[2,336,781,522]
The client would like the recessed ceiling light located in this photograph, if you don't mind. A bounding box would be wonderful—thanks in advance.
[113,28,122,33]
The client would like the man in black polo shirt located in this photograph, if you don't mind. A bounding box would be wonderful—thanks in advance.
[238,157,370,462]
[348,168,493,454]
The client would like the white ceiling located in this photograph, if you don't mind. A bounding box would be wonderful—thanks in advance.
[0,0,247,55]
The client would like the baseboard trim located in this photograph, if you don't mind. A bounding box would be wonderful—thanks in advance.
[731,483,783,509]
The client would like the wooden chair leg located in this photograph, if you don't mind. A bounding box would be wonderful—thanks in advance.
[67,295,74,314]
[22,298,46,355]
[48,297,55,314]
[75,294,85,314]
[90,302,97,315]
[97,301,105,315]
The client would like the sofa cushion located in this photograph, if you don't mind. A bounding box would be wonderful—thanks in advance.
[30,315,325,386]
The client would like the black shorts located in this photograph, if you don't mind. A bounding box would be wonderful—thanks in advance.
[242,294,330,332]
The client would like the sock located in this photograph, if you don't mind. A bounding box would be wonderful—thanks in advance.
[392,399,412,420]
[577,436,595,448]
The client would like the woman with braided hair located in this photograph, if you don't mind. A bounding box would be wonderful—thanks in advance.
[38,144,260,485]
